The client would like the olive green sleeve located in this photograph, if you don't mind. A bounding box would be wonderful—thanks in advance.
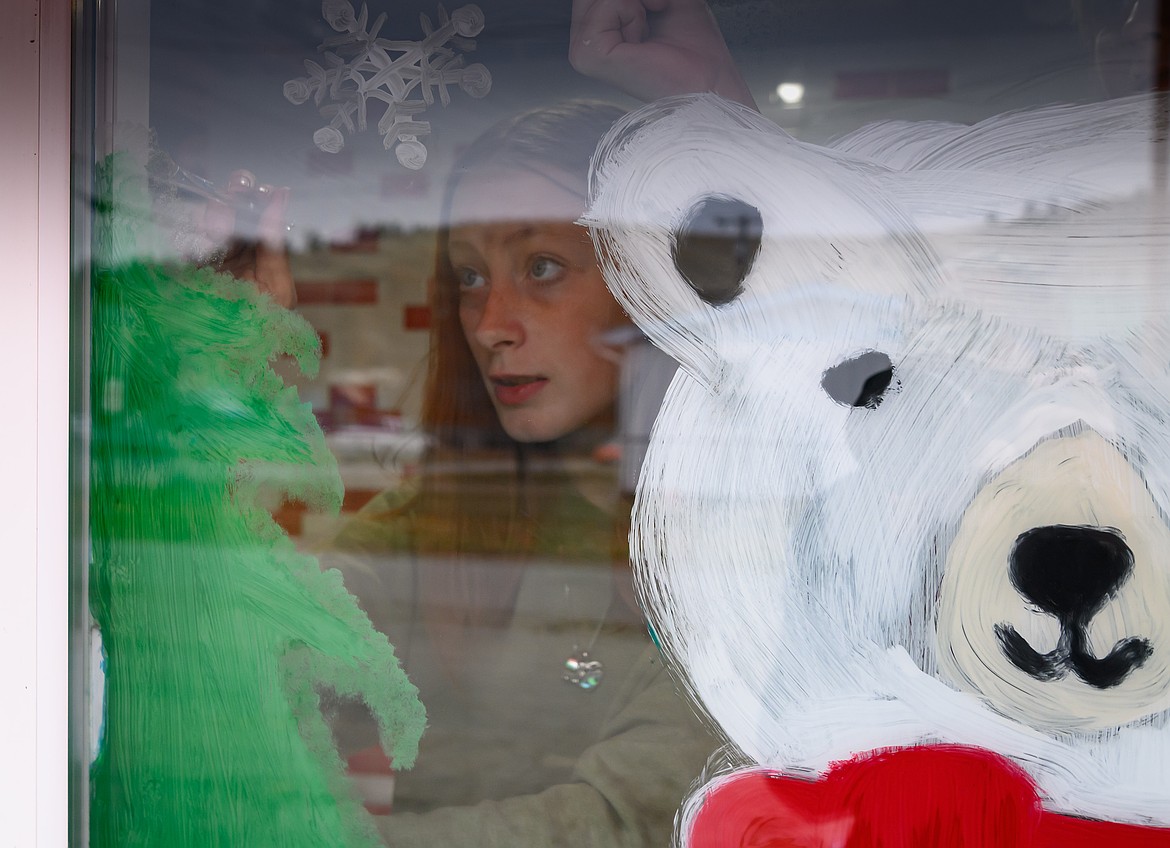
[373,645,717,848]
[323,482,718,847]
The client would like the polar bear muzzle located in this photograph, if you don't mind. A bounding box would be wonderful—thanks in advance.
[937,430,1170,730]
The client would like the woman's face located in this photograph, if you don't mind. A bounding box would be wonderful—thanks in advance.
[448,166,627,443]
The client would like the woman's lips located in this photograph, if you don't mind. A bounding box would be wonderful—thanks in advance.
[491,375,548,405]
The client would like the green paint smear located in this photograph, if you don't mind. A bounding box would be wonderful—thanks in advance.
[89,152,425,847]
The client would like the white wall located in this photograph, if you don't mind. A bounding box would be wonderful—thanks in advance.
[0,0,71,844]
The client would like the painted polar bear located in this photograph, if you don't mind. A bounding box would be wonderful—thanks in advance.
[584,94,1170,846]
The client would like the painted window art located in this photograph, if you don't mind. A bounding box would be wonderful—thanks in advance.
[585,93,1170,845]
[283,1,492,168]
[69,0,1170,846]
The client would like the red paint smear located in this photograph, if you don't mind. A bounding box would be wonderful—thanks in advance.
[689,745,1170,847]
[1037,814,1170,847]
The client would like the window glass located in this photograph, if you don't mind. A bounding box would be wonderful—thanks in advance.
[78,0,1164,845]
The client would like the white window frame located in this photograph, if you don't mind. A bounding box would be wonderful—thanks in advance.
[0,0,72,843]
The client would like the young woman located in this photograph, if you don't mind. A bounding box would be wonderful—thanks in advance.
[325,100,719,848]
[320,6,761,839]
[188,7,752,842]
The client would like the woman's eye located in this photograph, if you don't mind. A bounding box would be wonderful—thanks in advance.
[457,267,487,290]
[530,257,565,282]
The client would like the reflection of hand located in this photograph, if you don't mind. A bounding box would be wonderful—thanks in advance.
[1093,0,1155,98]
[200,170,297,309]
[569,0,756,109]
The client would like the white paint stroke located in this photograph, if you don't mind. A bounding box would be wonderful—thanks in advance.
[584,93,1170,830]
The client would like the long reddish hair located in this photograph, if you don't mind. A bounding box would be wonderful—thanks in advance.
[402,102,633,648]
[420,100,629,455]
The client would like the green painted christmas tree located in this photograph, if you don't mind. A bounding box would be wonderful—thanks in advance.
[89,152,424,847]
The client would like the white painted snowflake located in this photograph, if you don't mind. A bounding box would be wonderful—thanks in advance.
[285,1,491,169]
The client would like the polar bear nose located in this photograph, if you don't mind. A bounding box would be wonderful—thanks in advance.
[672,196,762,305]
[995,525,1153,689]
[1011,525,1131,621]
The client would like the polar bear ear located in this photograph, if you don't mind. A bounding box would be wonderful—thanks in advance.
[583,94,937,385]
[671,194,764,307]
[582,95,778,382]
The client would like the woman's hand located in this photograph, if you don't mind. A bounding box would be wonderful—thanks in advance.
[201,170,297,309]
[569,0,757,109]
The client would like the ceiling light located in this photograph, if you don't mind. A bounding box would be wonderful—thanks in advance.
[776,82,804,106]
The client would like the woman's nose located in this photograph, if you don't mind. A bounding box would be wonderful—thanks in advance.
[472,281,526,350]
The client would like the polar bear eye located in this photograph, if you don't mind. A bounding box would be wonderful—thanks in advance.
[821,351,895,409]
[672,195,763,306]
